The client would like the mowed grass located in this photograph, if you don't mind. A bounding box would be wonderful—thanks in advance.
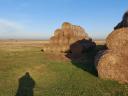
[0,41,128,96]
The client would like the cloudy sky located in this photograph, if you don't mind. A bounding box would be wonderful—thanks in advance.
[0,0,128,39]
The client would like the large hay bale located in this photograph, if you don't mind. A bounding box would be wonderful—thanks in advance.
[114,11,128,30]
[94,50,106,67]
[63,29,73,37]
[70,39,96,56]
[54,29,63,36]
[60,45,69,53]
[69,38,77,45]
[43,22,94,55]
[50,36,59,44]
[58,36,69,45]
[106,28,128,51]
[119,44,128,56]
[61,22,72,29]
[96,50,128,84]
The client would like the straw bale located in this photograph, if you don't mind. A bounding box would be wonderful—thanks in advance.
[106,28,128,51]
[97,50,128,83]
[114,11,128,30]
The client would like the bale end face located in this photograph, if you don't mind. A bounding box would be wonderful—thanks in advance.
[62,22,72,29]
[106,28,128,51]
[97,50,128,84]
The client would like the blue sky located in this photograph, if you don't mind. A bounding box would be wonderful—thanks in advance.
[0,0,127,39]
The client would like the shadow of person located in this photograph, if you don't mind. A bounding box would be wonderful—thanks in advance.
[15,72,35,96]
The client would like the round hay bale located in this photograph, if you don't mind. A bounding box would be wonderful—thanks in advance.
[50,36,59,44]
[123,11,128,21]
[58,31,64,39]
[72,25,77,30]
[119,44,128,56]
[97,50,128,84]
[70,43,83,56]
[58,37,69,45]
[42,47,47,52]
[56,46,63,52]
[54,29,62,36]
[60,45,69,53]
[69,37,77,45]
[63,29,73,37]
[94,50,107,67]
[62,22,72,29]
[114,11,128,30]
[106,28,128,51]
[78,39,96,50]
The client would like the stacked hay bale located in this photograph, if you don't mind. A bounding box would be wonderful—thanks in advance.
[95,11,128,84]
[43,22,95,55]
[106,28,128,52]
[114,11,128,30]
[69,39,96,58]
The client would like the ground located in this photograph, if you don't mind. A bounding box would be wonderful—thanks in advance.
[0,40,128,96]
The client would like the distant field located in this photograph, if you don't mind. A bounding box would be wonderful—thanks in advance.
[0,40,49,47]
[0,40,128,96]
[95,40,106,45]
[0,39,105,46]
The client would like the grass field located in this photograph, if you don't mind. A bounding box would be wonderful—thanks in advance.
[0,40,128,96]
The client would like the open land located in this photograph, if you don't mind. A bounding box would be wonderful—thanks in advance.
[0,40,128,96]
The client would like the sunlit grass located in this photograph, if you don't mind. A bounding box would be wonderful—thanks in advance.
[0,44,128,96]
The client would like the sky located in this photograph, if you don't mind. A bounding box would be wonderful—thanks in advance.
[0,0,128,39]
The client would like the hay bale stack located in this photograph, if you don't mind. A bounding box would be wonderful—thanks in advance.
[62,22,72,29]
[96,11,128,84]
[43,22,95,55]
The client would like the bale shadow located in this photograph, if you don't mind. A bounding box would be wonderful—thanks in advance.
[15,72,35,96]
[65,40,106,76]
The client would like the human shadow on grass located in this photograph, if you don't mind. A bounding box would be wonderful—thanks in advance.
[65,39,106,76]
[15,72,35,96]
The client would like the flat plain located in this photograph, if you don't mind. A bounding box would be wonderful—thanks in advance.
[0,40,128,96]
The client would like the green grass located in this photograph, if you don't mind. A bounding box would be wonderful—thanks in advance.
[0,46,128,96]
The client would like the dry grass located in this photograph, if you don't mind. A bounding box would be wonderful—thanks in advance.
[0,40,49,46]
[0,40,128,96]
[94,40,106,45]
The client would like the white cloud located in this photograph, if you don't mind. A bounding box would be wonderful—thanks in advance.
[0,19,23,33]
[0,19,46,39]
[0,19,25,39]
